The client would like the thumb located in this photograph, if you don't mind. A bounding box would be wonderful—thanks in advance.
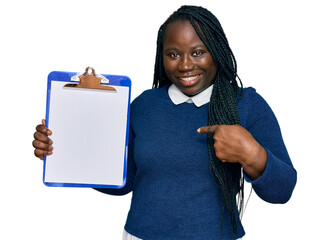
[197,125,218,134]
[41,119,52,135]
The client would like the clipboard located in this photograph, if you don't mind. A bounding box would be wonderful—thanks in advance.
[43,67,131,188]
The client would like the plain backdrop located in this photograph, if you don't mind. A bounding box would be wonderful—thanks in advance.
[1,0,328,239]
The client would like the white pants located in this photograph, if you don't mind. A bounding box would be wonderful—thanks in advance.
[122,229,242,240]
[122,229,142,240]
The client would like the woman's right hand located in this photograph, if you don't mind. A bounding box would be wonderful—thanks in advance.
[32,119,53,160]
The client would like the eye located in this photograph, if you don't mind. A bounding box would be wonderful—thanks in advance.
[169,52,180,58]
[193,51,203,57]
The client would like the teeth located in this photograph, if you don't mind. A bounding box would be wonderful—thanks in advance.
[179,75,200,82]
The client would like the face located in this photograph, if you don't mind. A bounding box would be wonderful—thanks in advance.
[163,20,218,96]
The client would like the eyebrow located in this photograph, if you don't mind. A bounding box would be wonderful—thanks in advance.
[163,45,206,52]
[192,45,206,49]
[163,47,178,52]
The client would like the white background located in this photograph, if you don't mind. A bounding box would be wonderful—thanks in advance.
[1,0,328,239]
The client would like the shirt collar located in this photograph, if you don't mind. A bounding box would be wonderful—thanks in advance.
[168,84,213,107]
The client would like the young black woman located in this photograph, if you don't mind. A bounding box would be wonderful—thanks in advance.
[33,5,297,240]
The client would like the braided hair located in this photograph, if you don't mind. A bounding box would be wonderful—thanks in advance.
[152,5,244,237]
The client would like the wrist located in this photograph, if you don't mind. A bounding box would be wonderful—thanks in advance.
[242,143,265,167]
[241,143,267,180]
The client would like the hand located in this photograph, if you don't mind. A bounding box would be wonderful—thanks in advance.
[32,119,53,160]
[197,124,267,179]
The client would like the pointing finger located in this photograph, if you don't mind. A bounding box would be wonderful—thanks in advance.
[197,125,218,134]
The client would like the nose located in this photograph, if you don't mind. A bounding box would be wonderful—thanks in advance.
[178,55,194,72]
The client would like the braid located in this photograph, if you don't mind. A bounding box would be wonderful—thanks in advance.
[153,5,244,237]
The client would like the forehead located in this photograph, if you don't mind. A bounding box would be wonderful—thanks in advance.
[163,20,204,47]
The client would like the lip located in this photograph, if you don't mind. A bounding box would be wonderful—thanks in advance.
[177,74,202,86]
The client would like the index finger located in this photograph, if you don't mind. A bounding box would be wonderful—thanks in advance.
[197,125,218,134]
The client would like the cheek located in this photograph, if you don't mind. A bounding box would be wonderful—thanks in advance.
[199,55,216,71]
[200,59,217,79]
[163,58,176,75]
[206,59,218,79]
[209,64,218,79]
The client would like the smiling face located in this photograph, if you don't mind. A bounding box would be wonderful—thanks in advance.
[162,20,218,96]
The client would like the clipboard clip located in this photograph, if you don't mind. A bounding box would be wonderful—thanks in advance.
[64,67,116,92]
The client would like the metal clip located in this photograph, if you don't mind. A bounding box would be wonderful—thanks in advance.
[71,68,110,84]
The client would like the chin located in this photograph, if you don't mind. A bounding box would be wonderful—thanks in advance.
[182,89,201,97]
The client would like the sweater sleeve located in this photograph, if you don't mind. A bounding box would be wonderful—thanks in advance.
[242,89,297,203]
[94,127,136,196]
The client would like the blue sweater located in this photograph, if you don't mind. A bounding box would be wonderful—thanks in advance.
[96,85,297,240]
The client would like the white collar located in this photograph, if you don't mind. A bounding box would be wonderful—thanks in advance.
[168,84,213,107]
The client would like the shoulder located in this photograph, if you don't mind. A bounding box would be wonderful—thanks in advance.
[238,87,277,129]
[133,85,169,104]
[238,87,263,104]
[130,85,171,115]
[238,87,272,111]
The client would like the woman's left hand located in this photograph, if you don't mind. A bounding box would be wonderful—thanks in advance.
[197,124,267,180]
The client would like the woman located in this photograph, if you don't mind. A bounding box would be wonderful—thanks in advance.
[33,5,297,240]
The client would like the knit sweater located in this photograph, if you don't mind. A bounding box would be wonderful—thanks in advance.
[96,85,297,240]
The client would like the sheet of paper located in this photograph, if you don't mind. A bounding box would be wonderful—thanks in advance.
[44,81,129,186]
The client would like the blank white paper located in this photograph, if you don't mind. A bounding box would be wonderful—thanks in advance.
[44,81,129,186]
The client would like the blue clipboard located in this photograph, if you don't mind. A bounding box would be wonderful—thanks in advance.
[43,67,131,189]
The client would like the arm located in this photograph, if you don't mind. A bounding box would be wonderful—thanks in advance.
[244,102,297,203]
[198,124,268,180]
[198,90,297,204]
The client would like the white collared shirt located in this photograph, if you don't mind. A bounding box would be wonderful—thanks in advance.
[168,84,213,107]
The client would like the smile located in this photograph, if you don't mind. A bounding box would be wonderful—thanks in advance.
[178,74,202,82]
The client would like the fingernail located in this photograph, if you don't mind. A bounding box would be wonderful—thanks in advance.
[49,146,53,151]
